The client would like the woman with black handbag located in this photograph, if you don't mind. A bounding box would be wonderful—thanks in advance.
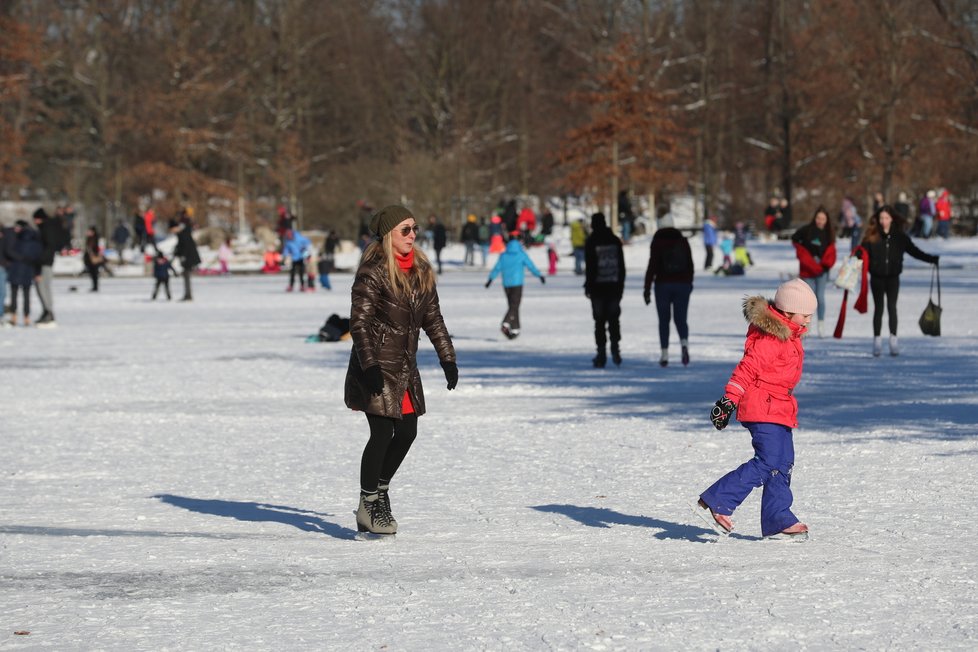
[857,206,939,357]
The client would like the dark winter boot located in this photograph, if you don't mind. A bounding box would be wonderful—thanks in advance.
[356,492,396,535]
[592,347,607,368]
[377,483,397,530]
[611,342,622,366]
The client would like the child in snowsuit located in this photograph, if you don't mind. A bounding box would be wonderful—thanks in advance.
[485,234,545,339]
[697,278,817,540]
[151,252,177,300]
[546,238,558,275]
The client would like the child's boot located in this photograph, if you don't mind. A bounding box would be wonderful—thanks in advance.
[765,522,809,541]
[817,320,825,338]
[873,336,882,357]
[697,498,733,533]
[889,334,899,356]
[659,348,669,368]
[610,342,622,367]
[680,339,690,366]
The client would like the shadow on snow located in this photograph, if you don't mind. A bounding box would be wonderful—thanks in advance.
[152,494,358,540]
[530,503,757,543]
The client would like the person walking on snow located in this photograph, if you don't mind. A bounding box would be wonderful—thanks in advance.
[935,189,952,239]
[282,228,310,291]
[151,251,178,300]
[696,279,818,540]
[485,233,545,339]
[6,220,40,326]
[856,206,939,357]
[584,212,625,367]
[791,206,837,338]
[643,215,694,367]
[702,215,718,270]
[170,213,201,302]
[344,205,457,536]
[570,218,587,275]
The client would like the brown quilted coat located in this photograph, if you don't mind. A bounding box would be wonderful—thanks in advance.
[344,256,455,418]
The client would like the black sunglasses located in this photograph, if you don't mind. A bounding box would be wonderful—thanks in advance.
[398,225,420,236]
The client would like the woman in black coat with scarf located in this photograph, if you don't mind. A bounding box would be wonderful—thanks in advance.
[344,205,457,535]
[857,205,939,357]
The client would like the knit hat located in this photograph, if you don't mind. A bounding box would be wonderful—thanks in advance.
[591,212,606,229]
[370,205,415,238]
[774,278,817,315]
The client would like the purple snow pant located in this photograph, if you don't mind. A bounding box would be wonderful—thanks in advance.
[699,422,799,536]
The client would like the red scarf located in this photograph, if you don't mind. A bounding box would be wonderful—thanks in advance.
[394,249,416,415]
[395,250,414,273]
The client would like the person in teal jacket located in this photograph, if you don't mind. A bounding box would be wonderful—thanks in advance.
[484,235,545,339]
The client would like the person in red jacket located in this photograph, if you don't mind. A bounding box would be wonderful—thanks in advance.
[791,206,836,337]
[696,278,817,541]
[935,189,952,239]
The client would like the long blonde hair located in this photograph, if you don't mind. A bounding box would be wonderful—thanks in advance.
[359,236,437,298]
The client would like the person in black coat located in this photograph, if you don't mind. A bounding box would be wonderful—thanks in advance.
[82,226,109,292]
[7,221,41,326]
[32,208,64,325]
[643,216,695,367]
[428,215,447,274]
[857,205,939,357]
[170,213,201,301]
[584,212,626,367]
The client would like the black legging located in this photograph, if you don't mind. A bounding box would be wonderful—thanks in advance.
[870,274,900,336]
[360,413,418,493]
[289,259,306,289]
[9,284,30,317]
[86,263,99,291]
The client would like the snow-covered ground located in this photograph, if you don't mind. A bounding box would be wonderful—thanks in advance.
[3,232,977,650]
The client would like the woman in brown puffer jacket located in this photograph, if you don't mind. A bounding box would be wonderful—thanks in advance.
[344,205,457,535]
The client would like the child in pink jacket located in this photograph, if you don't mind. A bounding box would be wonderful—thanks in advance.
[696,279,817,540]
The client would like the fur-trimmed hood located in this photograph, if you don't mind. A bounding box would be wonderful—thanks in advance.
[743,295,803,341]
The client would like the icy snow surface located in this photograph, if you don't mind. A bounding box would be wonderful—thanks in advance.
[3,234,977,650]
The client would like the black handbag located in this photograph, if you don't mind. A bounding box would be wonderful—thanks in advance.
[918,264,942,337]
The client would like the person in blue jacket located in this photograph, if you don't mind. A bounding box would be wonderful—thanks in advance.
[484,233,545,339]
[702,215,718,270]
[282,228,311,291]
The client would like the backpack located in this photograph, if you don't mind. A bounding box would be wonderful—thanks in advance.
[318,314,351,342]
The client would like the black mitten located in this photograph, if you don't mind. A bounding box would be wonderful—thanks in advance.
[711,397,736,430]
[539,276,546,284]
[643,289,651,306]
[363,365,384,396]
[441,361,458,390]
[484,279,492,288]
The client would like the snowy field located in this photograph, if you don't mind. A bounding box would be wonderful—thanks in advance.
[3,232,977,650]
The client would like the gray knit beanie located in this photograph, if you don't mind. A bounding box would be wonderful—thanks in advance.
[370,205,416,238]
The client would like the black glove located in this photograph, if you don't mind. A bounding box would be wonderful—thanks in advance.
[643,289,651,306]
[539,276,546,284]
[934,255,940,265]
[485,279,492,288]
[363,365,384,396]
[441,361,458,390]
[711,397,736,430]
